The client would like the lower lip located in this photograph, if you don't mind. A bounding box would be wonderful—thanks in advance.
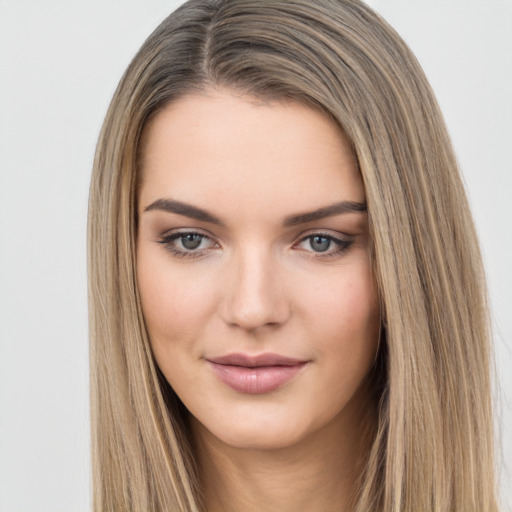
[208,362,307,394]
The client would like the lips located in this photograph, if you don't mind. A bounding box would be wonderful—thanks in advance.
[207,353,308,394]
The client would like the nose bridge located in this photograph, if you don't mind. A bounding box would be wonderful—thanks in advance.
[221,242,289,331]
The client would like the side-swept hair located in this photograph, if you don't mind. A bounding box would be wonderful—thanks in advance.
[88,1,498,510]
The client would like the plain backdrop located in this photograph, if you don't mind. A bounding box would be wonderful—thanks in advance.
[0,1,510,510]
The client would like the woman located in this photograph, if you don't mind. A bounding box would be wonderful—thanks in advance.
[88,0,499,510]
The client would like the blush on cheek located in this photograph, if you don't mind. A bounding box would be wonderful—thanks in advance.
[342,267,380,322]
[313,274,377,323]
[137,258,217,352]
[315,276,380,364]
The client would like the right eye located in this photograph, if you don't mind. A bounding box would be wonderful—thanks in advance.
[157,231,218,259]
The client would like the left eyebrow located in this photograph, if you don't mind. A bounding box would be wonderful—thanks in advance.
[282,201,367,227]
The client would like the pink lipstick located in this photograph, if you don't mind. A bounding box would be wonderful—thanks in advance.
[207,353,308,394]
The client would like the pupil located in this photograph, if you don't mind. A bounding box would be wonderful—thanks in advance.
[182,234,202,250]
[311,236,330,252]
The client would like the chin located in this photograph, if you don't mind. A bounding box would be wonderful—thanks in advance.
[201,422,309,452]
[190,402,331,453]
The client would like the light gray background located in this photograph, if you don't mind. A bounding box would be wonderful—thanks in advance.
[0,1,510,511]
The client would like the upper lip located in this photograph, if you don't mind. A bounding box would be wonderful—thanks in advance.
[207,353,307,368]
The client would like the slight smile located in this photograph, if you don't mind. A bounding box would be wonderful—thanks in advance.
[206,353,310,394]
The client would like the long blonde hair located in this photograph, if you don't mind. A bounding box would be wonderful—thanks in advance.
[88,0,498,510]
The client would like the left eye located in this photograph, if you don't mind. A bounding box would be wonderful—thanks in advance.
[307,235,332,252]
[296,234,352,255]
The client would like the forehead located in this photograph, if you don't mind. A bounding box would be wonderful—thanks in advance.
[138,88,365,215]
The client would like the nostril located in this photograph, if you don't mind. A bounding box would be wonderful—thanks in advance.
[221,285,290,331]
[219,251,291,331]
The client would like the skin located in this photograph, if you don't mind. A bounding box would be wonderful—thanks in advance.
[137,88,380,511]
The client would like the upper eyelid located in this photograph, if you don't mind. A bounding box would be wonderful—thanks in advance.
[156,230,215,247]
[159,227,216,240]
[156,227,352,245]
[295,229,352,242]
[295,234,350,247]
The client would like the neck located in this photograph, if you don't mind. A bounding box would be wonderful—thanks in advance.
[192,395,376,512]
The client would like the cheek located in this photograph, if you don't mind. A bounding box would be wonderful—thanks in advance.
[136,249,215,348]
[299,262,380,367]
[136,254,217,398]
[304,260,378,326]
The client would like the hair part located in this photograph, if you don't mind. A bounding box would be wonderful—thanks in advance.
[88,1,498,510]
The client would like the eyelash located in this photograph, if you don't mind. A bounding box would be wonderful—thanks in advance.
[157,231,353,260]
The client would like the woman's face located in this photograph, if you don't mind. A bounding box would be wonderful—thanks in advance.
[137,89,380,450]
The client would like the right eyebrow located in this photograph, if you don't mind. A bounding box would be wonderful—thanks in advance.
[143,198,225,226]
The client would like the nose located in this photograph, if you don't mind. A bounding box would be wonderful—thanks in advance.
[219,246,291,332]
